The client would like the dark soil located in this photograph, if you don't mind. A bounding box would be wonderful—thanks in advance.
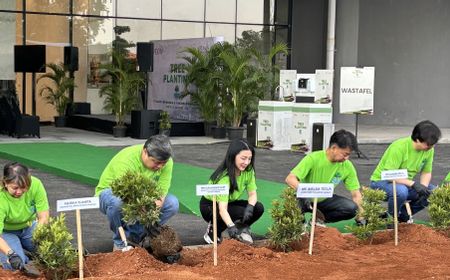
[1,224,448,279]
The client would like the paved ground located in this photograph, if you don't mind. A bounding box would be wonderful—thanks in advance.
[1,139,449,254]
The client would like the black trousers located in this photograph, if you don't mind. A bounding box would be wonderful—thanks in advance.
[199,196,264,236]
[317,194,358,223]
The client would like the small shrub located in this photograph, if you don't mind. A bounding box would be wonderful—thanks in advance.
[429,183,450,230]
[32,214,77,280]
[111,170,162,227]
[346,188,390,243]
[159,111,172,130]
[268,188,304,252]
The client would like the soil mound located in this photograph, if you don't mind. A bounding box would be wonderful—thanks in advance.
[84,247,166,278]
[313,226,350,251]
[371,224,450,245]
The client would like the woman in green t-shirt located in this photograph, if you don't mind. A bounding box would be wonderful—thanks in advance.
[0,162,49,271]
[199,139,264,244]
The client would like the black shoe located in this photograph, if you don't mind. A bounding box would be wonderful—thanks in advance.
[203,222,221,244]
[298,198,312,213]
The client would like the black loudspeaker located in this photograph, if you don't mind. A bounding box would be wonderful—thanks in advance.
[246,118,257,147]
[64,46,79,71]
[131,110,161,139]
[14,45,46,73]
[136,42,154,72]
[312,123,325,152]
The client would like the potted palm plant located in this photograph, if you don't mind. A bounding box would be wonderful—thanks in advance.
[99,50,145,137]
[216,42,289,140]
[38,62,75,127]
[181,42,234,136]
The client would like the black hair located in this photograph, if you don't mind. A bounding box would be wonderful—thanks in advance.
[329,129,358,151]
[2,162,31,190]
[411,120,441,146]
[210,139,255,194]
[144,134,173,161]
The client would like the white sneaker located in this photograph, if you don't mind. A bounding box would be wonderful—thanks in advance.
[238,227,253,245]
[203,222,220,244]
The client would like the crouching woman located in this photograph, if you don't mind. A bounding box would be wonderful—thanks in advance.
[0,162,49,271]
[199,139,264,244]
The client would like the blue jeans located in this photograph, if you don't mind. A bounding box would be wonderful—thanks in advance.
[0,221,37,270]
[99,188,179,247]
[370,180,438,221]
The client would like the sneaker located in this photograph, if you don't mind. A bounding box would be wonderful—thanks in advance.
[237,227,253,245]
[113,243,125,252]
[203,222,220,244]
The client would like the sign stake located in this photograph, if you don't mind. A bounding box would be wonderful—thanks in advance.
[76,209,84,279]
[308,198,318,255]
[393,181,398,246]
[212,195,218,266]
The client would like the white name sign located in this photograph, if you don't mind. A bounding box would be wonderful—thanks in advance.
[57,197,100,212]
[196,184,229,196]
[381,169,408,180]
[297,183,334,198]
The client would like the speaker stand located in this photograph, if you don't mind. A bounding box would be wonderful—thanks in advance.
[32,72,36,116]
[354,113,369,160]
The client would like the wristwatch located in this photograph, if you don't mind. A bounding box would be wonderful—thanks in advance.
[227,222,235,228]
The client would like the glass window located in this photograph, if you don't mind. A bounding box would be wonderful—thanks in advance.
[205,0,235,23]
[74,0,113,16]
[117,19,161,53]
[0,11,17,80]
[205,23,235,43]
[237,0,272,24]
[26,0,69,14]
[236,25,273,54]
[0,0,17,11]
[162,0,204,21]
[162,21,203,40]
[117,0,161,19]
[275,0,289,25]
[274,26,289,69]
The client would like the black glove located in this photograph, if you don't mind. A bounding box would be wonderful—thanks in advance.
[145,223,161,239]
[241,204,255,225]
[227,224,239,239]
[8,251,24,271]
[355,218,367,227]
[412,182,432,198]
[298,198,312,213]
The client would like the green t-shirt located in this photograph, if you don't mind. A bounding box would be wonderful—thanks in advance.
[370,137,434,181]
[205,169,257,203]
[290,150,360,201]
[95,144,173,197]
[0,176,49,233]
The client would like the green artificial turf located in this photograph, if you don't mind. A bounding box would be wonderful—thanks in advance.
[0,142,386,235]
[0,143,287,235]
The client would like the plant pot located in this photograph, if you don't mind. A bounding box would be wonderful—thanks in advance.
[213,126,227,139]
[204,121,216,137]
[227,127,245,140]
[113,126,127,138]
[160,129,171,137]
[54,116,66,127]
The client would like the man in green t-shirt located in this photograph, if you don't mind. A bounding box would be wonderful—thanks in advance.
[285,130,364,224]
[369,120,441,222]
[96,135,179,251]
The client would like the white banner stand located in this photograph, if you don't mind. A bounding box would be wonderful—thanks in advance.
[196,184,229,266]
[381,169,408,246]
[57,197,100,279]
[297,184,334,255]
